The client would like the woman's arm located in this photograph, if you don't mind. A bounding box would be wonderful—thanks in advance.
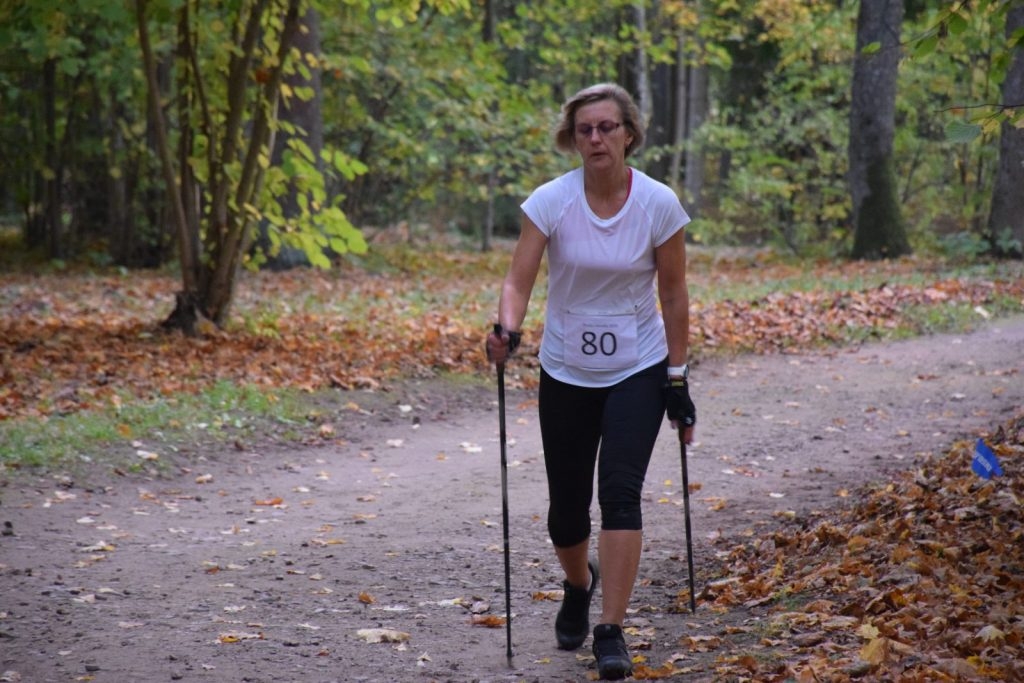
[488,213,549,364]
[655,228,689,368]
[656,228,695,441]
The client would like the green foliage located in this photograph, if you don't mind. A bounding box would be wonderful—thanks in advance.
[691,0,1012,256]
[685,2,854,255]
[251,138,370,269]
[896,2,1009,250]
[910,1,1023,138]
[316,0,711,238]
[316,4,569,236]
[0,0,1016,265]
[936,230,991,261]
[946,120,984,143]
[0,0,160,260]
[993,228,1024,256]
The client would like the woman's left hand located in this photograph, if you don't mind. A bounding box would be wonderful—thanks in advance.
[666,377,696,442]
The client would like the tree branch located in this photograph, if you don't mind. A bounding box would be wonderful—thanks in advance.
[136,0,197,294]
[936,102,1024,113]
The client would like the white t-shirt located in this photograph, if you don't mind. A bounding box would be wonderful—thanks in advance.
[521,166,690,387]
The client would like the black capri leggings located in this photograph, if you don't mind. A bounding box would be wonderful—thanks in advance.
[538,360,667,548]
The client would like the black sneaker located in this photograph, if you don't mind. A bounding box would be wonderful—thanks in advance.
[592,623,632,680]
[554,560,599,650]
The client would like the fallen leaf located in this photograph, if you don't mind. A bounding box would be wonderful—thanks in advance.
[682,635,721,652]
[857,623,880,640]
[79,541,115,553]
[860,636,891,665]
[217,632,263,644]
[356,628,410,643]
[976,624,1005,642]
[470,615,506,628]
[532,591,562,601]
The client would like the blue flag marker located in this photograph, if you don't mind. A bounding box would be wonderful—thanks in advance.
[971,438,1003,480]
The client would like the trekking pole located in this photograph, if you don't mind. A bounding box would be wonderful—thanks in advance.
[678,428,697,613]
[493,326,514,664]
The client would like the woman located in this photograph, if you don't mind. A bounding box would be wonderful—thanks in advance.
[486,83,696,680]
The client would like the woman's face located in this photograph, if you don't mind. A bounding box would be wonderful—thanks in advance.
[573,99,632,171]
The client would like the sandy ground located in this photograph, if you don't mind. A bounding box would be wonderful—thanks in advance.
[2,316,1023,682]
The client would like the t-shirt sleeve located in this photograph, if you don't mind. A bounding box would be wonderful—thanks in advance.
[652,183,691,247]
[520,190,551,237]
[521,172,574,238]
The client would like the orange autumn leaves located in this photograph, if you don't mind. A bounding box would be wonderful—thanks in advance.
[697,414,1024,681]
[3,255,1021,422]
[0,267,489,420]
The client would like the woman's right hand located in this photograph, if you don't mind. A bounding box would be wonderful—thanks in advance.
[486,325,520,366]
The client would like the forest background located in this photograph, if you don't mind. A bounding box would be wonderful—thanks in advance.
[2,1,1023,287]
[2,4,1024,680]
[1,0,1024,428]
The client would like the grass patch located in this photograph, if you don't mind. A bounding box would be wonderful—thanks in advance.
[686,251,1024,304]
[900,302,986,337]
[0,382,318,471]
[2,243,1022,472]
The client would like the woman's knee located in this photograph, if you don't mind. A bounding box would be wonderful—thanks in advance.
[548,514,591,548]
[599,499,643,531]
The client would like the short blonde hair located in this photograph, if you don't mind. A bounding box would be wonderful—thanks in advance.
[554,83,645,158]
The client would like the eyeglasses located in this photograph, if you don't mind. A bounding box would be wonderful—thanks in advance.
[575,120,623,138]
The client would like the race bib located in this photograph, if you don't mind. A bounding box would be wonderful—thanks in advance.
[564,311,639,371]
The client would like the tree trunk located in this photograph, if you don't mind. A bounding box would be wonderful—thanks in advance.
[482,168,496,252]
[683,60,708,218]
[43,58,63,260]
[136,0,200,330]
[480,0,497,252]
[263,5,324,269]
[137,0,195,288]
[987,6,1024,258]
[25,70,46,251]
[176,3,202,275]
[668,30,689,191]
[107,96,131,265]
[634,2,653,130]
[849,0,910,260]
[200,0,302,326]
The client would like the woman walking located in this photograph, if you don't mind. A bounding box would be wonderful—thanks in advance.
[486,83,696,680]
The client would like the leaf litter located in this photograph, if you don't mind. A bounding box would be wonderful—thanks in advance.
[1,251,1023,680]
[1,252,1021,420]
[698,412,1023,681]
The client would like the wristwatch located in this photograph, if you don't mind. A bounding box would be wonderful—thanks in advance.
[667,364,688,380]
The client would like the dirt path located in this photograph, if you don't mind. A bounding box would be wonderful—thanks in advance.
[2,317,1023,683]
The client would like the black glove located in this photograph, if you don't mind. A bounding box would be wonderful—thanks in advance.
[487,324,522,363]
[665,378,696,427]
[493,324,521,353]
